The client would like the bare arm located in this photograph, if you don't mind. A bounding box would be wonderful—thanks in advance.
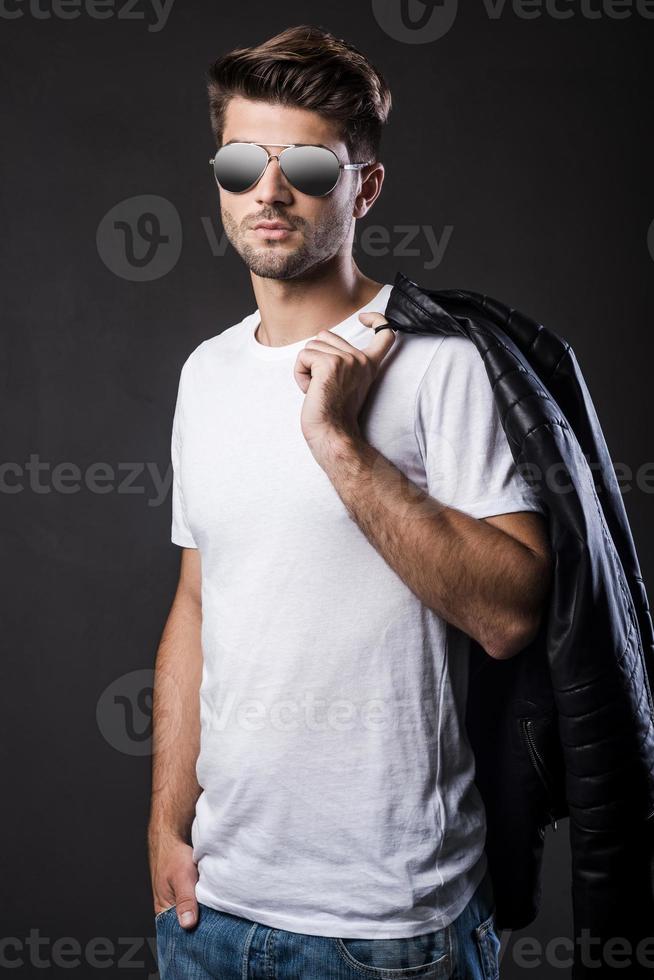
[320,434,552,661]
[147,546,203,929]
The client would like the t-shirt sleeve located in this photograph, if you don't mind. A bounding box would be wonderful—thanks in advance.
[415,336,545,519]
[170,363,199,549]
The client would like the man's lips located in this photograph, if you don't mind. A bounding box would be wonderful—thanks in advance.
[251,221,294,240]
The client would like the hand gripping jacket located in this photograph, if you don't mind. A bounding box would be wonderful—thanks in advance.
[384,273,654,978]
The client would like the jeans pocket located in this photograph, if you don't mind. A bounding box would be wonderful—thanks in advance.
[333,924,452,978]
[154,905,177,924]
[474,912,501,980]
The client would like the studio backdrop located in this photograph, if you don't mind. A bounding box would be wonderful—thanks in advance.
[2,2,653,978]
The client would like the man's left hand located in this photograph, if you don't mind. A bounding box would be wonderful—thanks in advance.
[294,312,396,466]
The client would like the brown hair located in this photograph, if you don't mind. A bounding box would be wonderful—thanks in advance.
[205,24,392,163]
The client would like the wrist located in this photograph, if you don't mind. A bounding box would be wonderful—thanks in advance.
[147,821,192,849]
[314,426,366,467]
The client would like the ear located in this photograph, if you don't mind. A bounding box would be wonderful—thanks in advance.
[353,161,385,219]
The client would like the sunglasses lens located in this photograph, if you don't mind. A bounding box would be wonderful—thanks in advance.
[213,143,268,193]
[281,145,341,196]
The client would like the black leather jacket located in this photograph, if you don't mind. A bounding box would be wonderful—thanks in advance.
[384,273,654,978]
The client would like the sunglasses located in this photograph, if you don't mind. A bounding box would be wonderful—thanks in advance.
[209,142,372,198]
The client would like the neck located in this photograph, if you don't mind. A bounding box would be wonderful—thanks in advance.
[250,257,384,348]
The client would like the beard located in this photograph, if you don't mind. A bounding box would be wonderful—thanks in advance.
[220,188,357,280]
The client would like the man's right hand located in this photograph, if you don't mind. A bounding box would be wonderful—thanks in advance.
[149,831,199,930]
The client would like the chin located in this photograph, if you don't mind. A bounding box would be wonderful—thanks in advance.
[247,264,304,281]
[239,244,314,280]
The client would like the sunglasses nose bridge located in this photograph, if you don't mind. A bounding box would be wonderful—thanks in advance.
[256,152,292,194]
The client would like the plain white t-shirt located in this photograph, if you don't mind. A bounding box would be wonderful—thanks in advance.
[170,282,545,939]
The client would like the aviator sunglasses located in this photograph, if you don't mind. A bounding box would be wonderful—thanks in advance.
[209,142,372,198]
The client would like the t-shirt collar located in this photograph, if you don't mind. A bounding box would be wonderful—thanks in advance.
[245,283,394,360]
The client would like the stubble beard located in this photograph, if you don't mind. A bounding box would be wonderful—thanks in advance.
[220,190,357,280]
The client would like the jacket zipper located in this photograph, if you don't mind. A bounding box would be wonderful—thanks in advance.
[521,719,558,832]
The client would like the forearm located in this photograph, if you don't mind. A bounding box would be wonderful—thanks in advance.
[321,433,548,658]
[148,592,203,845]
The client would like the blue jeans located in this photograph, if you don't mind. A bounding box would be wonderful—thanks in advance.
[155,867,501,979]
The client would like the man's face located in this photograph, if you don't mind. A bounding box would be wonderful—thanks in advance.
[217,96,363,280]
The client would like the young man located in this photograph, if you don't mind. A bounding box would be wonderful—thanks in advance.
[149,24,552,979]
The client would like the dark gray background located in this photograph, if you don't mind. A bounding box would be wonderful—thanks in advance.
[2,1,652,977]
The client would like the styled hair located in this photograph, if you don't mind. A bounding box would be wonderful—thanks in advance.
[205,24,392,163]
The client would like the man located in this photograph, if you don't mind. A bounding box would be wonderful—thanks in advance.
[149,24,553,979]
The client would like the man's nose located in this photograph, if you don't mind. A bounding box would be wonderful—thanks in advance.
[254,157,293,206]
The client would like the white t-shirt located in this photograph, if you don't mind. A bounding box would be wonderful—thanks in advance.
[170,282,544,939]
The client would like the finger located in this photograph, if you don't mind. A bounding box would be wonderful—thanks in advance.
[294,346,317,394]
[303,338,352,357]
[152,871,177,916]
[154,896,176,916]
[172,875,199,929]
[293,345,341,393]
[358,311,392,331]
[308,330,365,356]
[302,338,367,370]
[358,312,397,365]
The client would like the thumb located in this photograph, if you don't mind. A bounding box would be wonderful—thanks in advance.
[358,312,397,365]
[173,871,199,930]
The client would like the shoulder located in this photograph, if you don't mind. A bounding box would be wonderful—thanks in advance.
[178,312,255,379]
[415,334,488,395]
[423,333,482,369]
